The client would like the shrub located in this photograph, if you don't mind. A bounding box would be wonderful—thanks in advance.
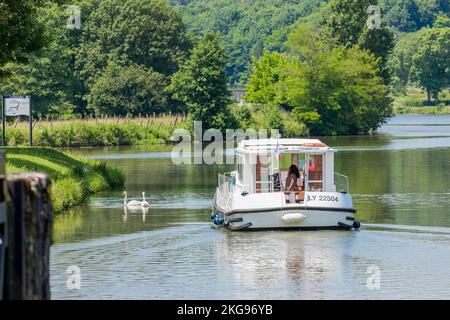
[52,178,84,212]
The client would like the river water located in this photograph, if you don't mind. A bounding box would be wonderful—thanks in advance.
[50,115,450,299]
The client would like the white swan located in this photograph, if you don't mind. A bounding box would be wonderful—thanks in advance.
[141,192,150,208]
[123,191,143,208]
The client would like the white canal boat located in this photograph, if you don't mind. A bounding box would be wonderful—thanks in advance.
[211,139,361,231]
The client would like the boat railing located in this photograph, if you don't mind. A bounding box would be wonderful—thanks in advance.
[217,172,235,212]
[334,172,349,193]
[255,180,275,193]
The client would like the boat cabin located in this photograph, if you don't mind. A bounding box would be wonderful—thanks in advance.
[235,139,339,196]
[214,138,358,230]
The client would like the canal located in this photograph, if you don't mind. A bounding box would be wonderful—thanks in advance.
[50,114,450,299]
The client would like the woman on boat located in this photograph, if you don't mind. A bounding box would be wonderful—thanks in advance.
[285,165,300,203]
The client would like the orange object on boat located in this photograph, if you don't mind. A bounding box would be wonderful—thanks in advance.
[302,142,326,147]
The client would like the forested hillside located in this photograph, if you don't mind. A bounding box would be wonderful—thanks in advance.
[171,0,449,83]
[170,0,327,83]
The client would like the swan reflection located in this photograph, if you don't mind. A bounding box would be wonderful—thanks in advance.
[122,206,150,223]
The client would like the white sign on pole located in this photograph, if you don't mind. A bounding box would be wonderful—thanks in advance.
[4,96,31,116]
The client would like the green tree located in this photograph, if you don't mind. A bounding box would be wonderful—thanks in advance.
[0,2,84,116]
[172,0,327,83]
[245,51,289,104]
[0,0,46,71]
[283,46,391,135]
[410,27,450,103]
[322,0,394,82]
[434,15,450,28]
[76,0,191,89]
[87,62,167,116]
[388,33,417,89]
[383,0,421,32]
[168,33,233,132]
[246,25,392,135]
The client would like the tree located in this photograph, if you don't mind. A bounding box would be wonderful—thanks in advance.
[383,0,421,32]
[322,0,394,82]
[434,15,450,28]
[245,51,289,104]
[410,27,450,103]
[246,25,392,136]
[0,0,47,71]
[0,2,84,116]
[168,33,234,132]
[281,46,391,135]
[171,0,327,83]
[388,33,417,89]
[76,0,191,89]
[87,62,167,116]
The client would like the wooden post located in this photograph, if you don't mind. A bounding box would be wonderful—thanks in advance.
[0,152,6,299]
[2,172,53,300]
[2,97,6,146]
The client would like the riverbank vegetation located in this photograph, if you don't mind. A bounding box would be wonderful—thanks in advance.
[5,147,125,212]
[389,26,450,106]
[393,88,450,114]
[5,115,187,147]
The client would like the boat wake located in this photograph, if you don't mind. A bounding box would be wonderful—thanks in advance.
[363,223,450,236]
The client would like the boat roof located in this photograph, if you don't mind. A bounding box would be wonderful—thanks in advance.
[236,139,336,154]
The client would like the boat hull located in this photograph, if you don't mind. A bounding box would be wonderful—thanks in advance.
[212,206,358,231]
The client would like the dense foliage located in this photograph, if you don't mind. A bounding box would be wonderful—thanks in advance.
[0,0,47,71]
[170,0,327,84]
[170,0,448,83]
[381,0,449,32]
[169,33,233,132]
[390,26,450,103]
[321,0,394,83]
[246,24,392,135]
[0,0,194,117]
[77,0,191,87]
[0,1,83,114]
[0,0,448,136]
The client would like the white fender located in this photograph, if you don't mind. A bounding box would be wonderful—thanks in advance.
[281,213,307,223]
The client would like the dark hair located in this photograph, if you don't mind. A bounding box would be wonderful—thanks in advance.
[288,164,300,179]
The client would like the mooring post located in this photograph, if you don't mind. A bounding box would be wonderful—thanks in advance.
[0,151,6,299]
[2,172,53,300]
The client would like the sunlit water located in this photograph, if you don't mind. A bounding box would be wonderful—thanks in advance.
[50,115,450,299]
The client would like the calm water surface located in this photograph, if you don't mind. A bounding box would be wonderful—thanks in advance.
[51,115,450,299]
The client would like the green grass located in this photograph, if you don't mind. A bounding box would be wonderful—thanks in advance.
[3,147,125,213]
[393,88,450,114]
[4,116,188,147]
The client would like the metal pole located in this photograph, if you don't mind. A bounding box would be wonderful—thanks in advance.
[29,96,33,146]
[2,97,5,146]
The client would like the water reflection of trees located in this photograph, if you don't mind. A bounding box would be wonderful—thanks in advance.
[336,147,450,227]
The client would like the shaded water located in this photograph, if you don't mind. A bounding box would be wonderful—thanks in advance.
[51,115,450,299]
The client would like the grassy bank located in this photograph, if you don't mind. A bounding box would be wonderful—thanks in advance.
[393,88,450,115]
[5,115,188,147]
[4,147,125,213]
[3,109,308,147]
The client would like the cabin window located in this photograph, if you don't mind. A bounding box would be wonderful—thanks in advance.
[256,155,271,193]
[307,154,323,191]
[237,156,244,184]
